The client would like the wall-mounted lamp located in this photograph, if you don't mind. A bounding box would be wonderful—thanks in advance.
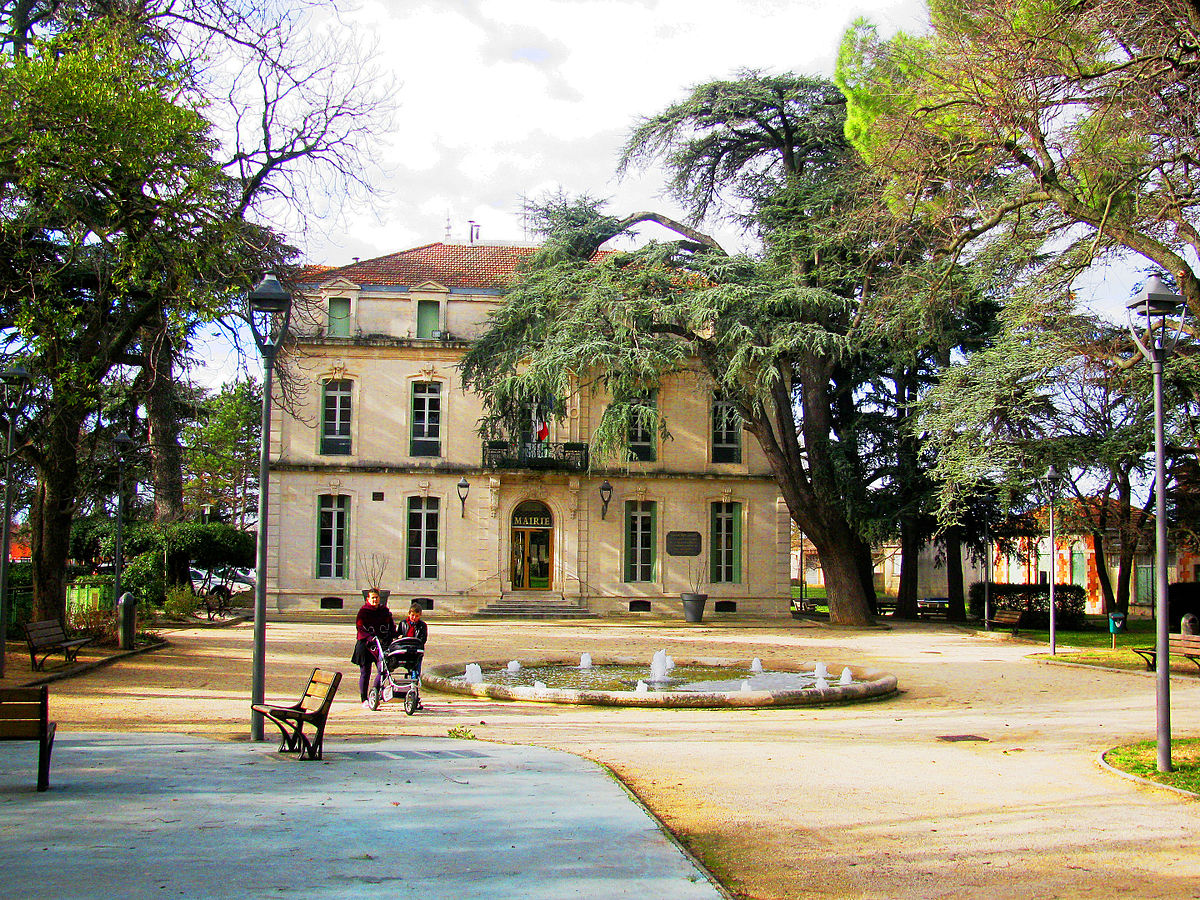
[599,480,613,520]
[457,476,470,517]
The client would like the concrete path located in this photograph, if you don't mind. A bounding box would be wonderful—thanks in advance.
[0,731,722,900]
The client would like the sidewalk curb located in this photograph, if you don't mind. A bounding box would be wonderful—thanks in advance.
[1097,750,1200,800]
[20,639,170,687]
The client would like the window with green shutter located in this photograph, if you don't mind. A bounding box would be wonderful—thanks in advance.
[320,379,352,454]
[416,299,440,338]
[328,297,351,337]
[624,500,656,582]
[710,501,742,583]
[317,494,350,578]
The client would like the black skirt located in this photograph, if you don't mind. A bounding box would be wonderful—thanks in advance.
[351,638,372,667]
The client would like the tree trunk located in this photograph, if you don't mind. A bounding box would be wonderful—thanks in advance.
[29,404,85,622]
[1092,532,1115,616]
[945,525,966,621]
[143,313,190,587]
[895,523,921,619]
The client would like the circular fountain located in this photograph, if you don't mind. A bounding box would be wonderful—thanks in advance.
[424,650,898,708]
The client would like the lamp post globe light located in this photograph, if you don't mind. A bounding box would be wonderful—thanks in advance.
[247,274,293,742]
[0,364,30,680]
[1126,274,1187,774]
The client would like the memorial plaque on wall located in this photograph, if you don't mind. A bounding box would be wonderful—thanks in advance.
[665,530,702,556]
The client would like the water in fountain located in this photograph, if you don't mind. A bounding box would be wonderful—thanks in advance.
[751,658,764,673]
[740,680,752,692]
[464,663,483,684]
[534,681,548,689]
[813,661,828,679]
[635,680,649,693]
[649,649,675,682]
[507,660,521,673]
[839,667,853,685]
[815,676,830,689]
[580,653,592,669]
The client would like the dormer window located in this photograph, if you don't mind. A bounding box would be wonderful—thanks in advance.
[328,297,351,337]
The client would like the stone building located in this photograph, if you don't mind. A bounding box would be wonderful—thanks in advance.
[265,242,791,617]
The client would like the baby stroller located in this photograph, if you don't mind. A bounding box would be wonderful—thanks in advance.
[367,634,424,715]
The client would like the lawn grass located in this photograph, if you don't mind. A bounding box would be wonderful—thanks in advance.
[1104,738,1200,794]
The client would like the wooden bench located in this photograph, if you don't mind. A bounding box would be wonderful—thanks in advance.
[0,686,56,791]
[986,608,1025,635]
[24,618,94,671]
[1132,634,1200,671]
[251,668,342,760]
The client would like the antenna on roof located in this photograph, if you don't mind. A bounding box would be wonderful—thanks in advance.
[445,212,452,242]
[468,220,480,244]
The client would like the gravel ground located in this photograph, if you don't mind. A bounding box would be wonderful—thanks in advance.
[11,615,1200,899]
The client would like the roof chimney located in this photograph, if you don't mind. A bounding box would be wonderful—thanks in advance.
[468,221,480,244]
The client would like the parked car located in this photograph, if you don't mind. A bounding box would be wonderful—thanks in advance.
[916,596,950,617]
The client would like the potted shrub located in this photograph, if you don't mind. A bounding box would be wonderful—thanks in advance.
[681,557,708,623]
[359,552,391,605]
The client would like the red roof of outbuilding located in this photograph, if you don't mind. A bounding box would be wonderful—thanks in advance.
[302,243,539,290]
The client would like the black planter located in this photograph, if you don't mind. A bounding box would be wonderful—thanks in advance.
[681,592,707,623]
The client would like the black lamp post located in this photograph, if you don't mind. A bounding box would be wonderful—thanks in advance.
[247,274,292,742]
[599,480,613,520]
[1041,465,1063,655]
[457,476,470,517]
[0,364,29,680]
[112,432,134,604]
[1127,274,1186,773]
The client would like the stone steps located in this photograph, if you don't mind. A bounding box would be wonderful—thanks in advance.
[474,592,598,619]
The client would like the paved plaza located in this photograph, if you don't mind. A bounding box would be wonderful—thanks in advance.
[2,616,1199,898]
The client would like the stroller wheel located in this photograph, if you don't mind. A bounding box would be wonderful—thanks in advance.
[404,687,418,716]
[367,682,381,711]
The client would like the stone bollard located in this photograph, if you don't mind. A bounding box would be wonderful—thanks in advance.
[116,592,138,650]
[1182,613,1200,636]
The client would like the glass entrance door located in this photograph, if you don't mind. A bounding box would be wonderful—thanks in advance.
[511,528,552,590]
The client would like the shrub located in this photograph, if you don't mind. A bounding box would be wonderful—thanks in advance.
[163,584,199,620]
[968,582,1088,630]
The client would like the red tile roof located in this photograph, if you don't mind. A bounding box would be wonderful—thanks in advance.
[302,243,539,290]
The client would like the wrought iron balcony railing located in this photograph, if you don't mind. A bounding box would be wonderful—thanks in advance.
[482,440,589,472]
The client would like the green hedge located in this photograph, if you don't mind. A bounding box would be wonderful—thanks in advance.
[968,582,1088,630]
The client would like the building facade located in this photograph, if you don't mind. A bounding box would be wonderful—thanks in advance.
[266,242,791,616]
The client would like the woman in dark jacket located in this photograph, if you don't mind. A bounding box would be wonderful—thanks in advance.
[351,589,394,707]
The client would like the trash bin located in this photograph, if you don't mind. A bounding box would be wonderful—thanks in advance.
[116,592,137,650]
[1108,611,1126,634]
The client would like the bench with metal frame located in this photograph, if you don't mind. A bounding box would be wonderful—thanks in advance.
[1132,634,1200,672]
[985,608,1025,635]
[250,668,342,760]
[23,618,94,671]
[0,686,56,791]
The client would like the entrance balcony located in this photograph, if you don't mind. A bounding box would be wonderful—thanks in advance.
[482,440,589,472]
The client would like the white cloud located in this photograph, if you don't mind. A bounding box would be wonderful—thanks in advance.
[297,0,929,264]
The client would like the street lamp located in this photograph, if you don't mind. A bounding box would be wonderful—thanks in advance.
[1041,465,1063,656]
[0,364,29,680]
[599,480,613,520]
[247,274,292,742]
[112,432,134,604]
[1127,274,1187,773]
[457,476,470,517]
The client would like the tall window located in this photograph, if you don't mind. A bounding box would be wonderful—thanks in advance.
[407,496,440,579]
[317,494,349,578]
[416,299,440,338]
[321,379,352,455]
[710,501,743,584]
[711,392,741,463]
[623,500,657,582]
[1071,548,1086,587]
[410,381,442,457]
[627,391,657,462]
[328,297,351,338]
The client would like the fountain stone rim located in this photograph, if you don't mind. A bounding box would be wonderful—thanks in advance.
[424,655,899,708]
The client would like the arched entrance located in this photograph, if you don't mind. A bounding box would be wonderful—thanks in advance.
[511,500,553,590]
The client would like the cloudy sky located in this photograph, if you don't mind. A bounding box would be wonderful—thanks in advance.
[296,0,930,266]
